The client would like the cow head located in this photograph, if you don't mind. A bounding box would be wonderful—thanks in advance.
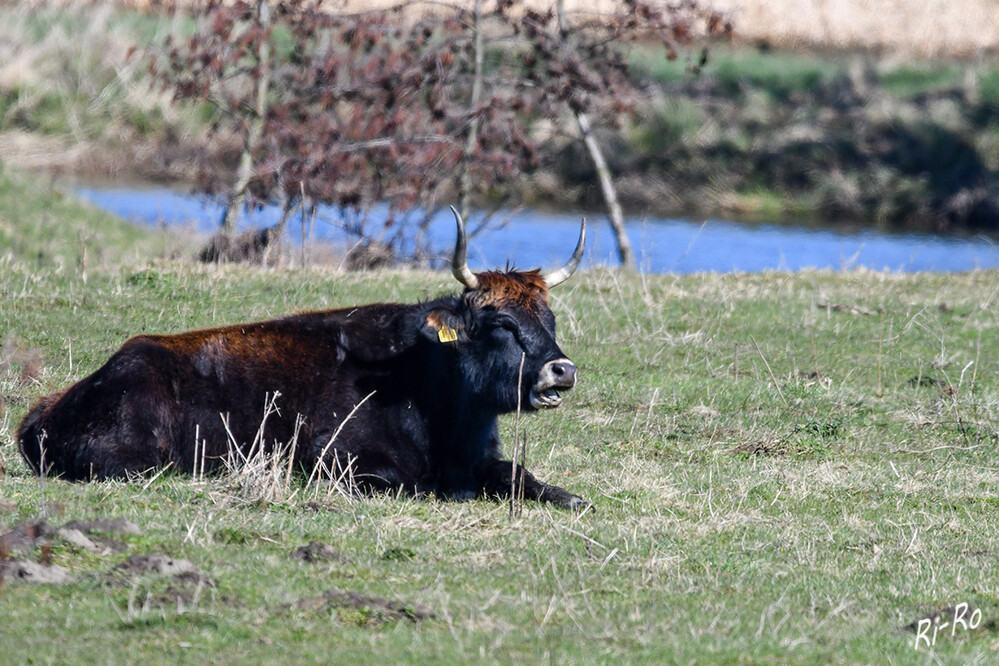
[421,208,585,413]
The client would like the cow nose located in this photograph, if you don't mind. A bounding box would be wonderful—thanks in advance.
[549,360,576,387]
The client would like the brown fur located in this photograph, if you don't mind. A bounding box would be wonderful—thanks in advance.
[466,270,549,312]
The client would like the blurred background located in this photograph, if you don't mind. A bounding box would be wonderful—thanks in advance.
[1,0,997,273]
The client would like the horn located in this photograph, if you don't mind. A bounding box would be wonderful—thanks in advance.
[450,206,479,289]
[542,219,586,288]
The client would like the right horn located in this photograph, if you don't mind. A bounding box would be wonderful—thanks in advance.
[542,219,586,288]
[450,206,479,290]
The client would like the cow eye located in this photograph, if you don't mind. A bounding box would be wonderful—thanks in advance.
[495,315,519,332]
[490,315,524,347]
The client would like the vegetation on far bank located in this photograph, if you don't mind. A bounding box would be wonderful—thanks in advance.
[3,163,999,663]
[1,1,997,250]
[594,45,999,232]
[0,163,160,271]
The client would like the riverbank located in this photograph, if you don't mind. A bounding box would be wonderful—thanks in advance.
[530,45,999,233]
[1,3,997,236]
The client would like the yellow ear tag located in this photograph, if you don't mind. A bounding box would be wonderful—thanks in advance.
[437,326,458,343]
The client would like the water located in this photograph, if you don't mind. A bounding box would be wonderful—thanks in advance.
[76,186,999,274]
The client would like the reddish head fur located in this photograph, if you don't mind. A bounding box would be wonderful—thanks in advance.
[466,270,549,312]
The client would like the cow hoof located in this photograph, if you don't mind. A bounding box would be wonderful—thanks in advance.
[565,496,592,512]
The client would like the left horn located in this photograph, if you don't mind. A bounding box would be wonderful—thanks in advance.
[450,206,479,290]
[542,219,586,288]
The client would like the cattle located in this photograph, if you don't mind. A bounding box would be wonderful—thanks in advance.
[17,209,588,509]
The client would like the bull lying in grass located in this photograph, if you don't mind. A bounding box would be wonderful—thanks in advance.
[18,209,588,509]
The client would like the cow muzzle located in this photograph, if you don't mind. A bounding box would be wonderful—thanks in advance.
[530,358,577,409]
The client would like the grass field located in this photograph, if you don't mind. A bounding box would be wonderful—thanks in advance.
[2,167,999,663]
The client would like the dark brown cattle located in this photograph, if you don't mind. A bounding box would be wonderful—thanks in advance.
[18,209,588,509]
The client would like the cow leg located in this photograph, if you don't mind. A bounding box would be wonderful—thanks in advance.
[477,459,589,510]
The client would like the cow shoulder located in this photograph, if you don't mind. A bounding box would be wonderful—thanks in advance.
[322,299,467,363]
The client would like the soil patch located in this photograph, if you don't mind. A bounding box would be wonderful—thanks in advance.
[55,527,103,554]
[289,541,352,564]
[114,554,198,577]
[0,559,71,584]
[816,302,881,317]
[104,553,214,591]
[199,227,281,264]
[1,518,140,558]
[62,518,141,535]
[0,521,56,556]
[902,605,999,633]
[733,440,788,457]
[289,589,434,625]
[104,555,216,608]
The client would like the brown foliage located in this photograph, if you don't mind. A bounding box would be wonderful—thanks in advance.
[152,0,729,259]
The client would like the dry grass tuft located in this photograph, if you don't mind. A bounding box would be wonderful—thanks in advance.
[709,0,999,56]
[0,3,200,180]
[205,390,380,508]
[1,337,44,386]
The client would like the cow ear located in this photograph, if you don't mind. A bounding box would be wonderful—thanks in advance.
[420,308,466,345]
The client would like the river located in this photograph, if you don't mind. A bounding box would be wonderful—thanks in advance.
[76,186,999,273]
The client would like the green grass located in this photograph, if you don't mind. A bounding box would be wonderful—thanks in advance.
[879,63,961,97]
[630,98,704,154]
[632,43,973,102]
[0,163,159,271]
[712,50,840,101]
[2,172,999,663]
[977,69,999,108]
[726,186,818,220]
[628,47,694,83]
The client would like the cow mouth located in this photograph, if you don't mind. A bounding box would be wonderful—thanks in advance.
[529,358,577,409]
[530,387,563,409]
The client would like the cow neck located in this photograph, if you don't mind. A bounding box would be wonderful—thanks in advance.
[405,299,495,463]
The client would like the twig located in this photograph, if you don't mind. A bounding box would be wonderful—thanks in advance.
[510,352,526,520]
[751,336,787,406]
[286,414,304,492]
[553,523,607,550]
[518,431,528,507]
[307,391,376,489]
[141,461,175,491]
[38,431,48,519]
[200,426,207,480]
[193,424,200,482]
[877,313,884,395]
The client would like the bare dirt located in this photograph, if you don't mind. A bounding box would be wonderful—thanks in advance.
[0,559,71,584]
[289,588,435,623]
[289,541,353,564]
[0,517,143,584]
